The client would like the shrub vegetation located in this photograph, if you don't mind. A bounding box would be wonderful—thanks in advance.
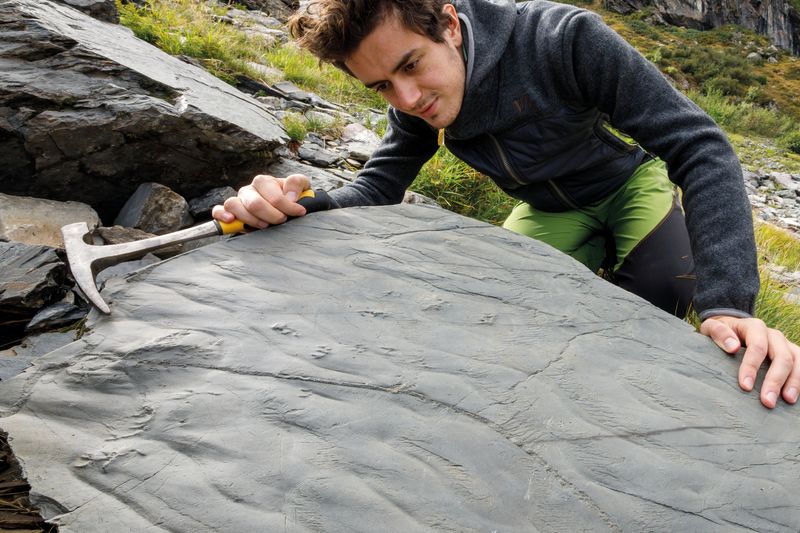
[779,130,800,155]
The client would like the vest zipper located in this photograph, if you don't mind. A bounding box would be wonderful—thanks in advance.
[489,133,580,210]
[489,134,526,186]
[545,180,580,210]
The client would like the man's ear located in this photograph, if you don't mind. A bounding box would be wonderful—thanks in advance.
[442,3,462,45]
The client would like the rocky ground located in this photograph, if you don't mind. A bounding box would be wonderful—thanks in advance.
[742,166,800,304]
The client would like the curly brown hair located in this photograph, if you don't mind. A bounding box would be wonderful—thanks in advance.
[288,0,452,74]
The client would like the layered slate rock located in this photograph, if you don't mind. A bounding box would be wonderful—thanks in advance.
[0,0,287,222]
[0,242,67,345]
[0,245,66,301]
[53,0,118,23]
[0,205,798,532]
[603,0,800,54]
[235,0,299,21]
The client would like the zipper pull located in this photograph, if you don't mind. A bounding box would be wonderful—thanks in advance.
[437,128,445,147]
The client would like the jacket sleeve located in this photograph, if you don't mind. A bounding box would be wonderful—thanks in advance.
[553,9,759,319]
[328,108,440,208]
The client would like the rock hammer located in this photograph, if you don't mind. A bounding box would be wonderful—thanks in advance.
[61,189,331,314]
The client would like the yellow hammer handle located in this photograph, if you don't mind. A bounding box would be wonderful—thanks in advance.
[216,219,245,234]
[215,189,317,235]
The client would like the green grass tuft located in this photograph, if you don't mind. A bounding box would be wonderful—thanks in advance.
[753,273,800,344]
[282,112,307,142]
[752,221,800,343]
[265,44,387,111]
[118,0,271,82]
[755,221,800,271]
[117,0,387,113]
[413,148,517,226]
[688,89,797,138]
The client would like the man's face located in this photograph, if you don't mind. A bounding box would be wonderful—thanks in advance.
[344,5,466,130]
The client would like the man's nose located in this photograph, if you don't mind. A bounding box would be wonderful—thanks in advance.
[392,80,422,111]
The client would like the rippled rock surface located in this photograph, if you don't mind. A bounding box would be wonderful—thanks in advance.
[0,205,798,532]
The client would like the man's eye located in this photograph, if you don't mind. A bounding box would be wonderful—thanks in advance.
[374,82,389,93]
[404,60,418,72]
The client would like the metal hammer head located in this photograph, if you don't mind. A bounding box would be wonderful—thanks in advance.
[62,222,112,314]
[61,220,225,314]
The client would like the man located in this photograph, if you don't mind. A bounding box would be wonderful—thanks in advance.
[213,0,799,408]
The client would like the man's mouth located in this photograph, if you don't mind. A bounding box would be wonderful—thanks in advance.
[418,98,437,119]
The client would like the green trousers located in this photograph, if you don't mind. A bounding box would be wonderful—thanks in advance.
[503,158,696,316]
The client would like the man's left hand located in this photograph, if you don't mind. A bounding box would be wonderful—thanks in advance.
[701,316,800,408]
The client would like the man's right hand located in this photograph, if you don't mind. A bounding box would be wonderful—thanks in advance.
[211,173,311,229]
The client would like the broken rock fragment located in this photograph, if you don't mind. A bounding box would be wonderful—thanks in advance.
[114,183,193,235]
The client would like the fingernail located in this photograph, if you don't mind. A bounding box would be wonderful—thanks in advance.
[743,376,754,390]
[287,191,298,202]
[723,338,738,351]
[788,387,799,403]
[766,391,778,406]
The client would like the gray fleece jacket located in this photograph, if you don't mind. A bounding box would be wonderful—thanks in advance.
[327,0,759,321]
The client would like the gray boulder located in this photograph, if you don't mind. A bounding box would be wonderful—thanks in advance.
[0,205,797,532]
[114,183,193,235]
[0,193,100,248]
[264,158,352,191]
[53,0,118,23]
[771,172,800,191]
[747,51,763,62]
[188,186,237,218]
[0,242,67,346]
[264,158,438,206]
[0,0,287,222]
[24,302,86,334]
[224,8,289,46]
[234,0,299,21]
[297,142,341,167]
[0,243,67,312]
[341,122,382,162]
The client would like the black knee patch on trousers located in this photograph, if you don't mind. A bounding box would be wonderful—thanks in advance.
[612,201,696,318]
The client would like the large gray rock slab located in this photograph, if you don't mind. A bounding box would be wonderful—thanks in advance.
[0,205,798,532]
[0,0,287,222]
